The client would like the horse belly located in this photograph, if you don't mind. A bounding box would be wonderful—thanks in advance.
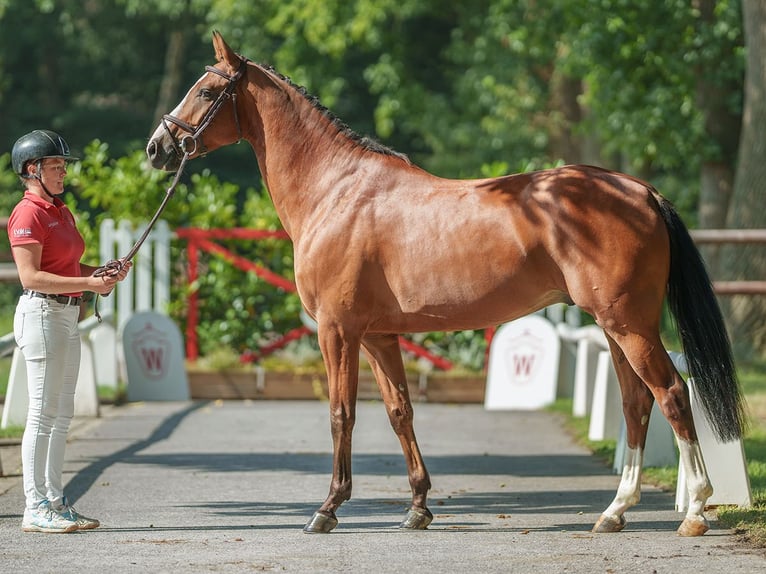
[371,255,566,333]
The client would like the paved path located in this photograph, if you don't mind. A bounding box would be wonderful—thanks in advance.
[1,400,764,573]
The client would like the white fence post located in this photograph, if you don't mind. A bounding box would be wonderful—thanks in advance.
[587,350,623,441]
[555,324,608,417]
[153,221,171,311]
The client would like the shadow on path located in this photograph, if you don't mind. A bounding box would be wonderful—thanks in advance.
[64,401,210,505]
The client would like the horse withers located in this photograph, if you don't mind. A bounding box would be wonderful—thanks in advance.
[146,31,747,536]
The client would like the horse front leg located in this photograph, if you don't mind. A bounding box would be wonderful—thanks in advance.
[303,324,361,534]
[362,334,433,530]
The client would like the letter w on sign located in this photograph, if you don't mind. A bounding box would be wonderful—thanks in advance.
[131,322,170,380]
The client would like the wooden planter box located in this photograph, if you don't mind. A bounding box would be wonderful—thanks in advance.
[187,369,485,403]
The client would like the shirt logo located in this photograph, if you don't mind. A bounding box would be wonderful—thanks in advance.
[13,227,33,237]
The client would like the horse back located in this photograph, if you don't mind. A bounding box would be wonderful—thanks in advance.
[294,163,668,332]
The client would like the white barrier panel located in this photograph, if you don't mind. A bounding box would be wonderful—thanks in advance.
[1,347,29,428]
[573,338,603,417]
[557,324,608,418]
[675,378,752,511]
[613,401,677,473]
[587,350,622,441]
[90,322,118,389]
[123,311,189,402]
[74,334,100,417]
[485,315,560,410]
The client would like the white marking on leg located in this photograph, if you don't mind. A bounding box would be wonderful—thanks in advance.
[602,446,643,520]
[677,438,713,522]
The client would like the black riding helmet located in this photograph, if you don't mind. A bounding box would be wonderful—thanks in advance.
[11,129,78,178]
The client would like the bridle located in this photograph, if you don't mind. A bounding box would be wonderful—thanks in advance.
[161,57,248,157]
[92,57,248,320]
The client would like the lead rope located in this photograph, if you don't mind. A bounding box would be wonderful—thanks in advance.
[93,151,191,322]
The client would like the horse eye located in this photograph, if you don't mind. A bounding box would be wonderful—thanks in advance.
[198,88,214,100]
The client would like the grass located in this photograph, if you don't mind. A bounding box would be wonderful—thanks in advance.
[0,355,10,397]
[0,424,23,439]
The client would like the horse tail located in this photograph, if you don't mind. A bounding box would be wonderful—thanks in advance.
[655,194,747,442]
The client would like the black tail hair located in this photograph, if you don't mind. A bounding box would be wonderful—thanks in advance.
[657,196,747,442]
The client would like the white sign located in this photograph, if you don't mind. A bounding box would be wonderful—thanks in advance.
[122,311,189,401]
[484,315,560,410]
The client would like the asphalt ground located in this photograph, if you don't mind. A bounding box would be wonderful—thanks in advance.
[1,399,764,573]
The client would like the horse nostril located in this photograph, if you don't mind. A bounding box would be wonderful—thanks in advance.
[146,140,157,159]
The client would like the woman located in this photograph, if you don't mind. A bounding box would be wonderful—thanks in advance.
[8,129,131,533]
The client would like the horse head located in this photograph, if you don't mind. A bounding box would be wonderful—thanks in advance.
[147,31,246,172]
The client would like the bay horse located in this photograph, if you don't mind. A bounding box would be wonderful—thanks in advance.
[147,32,746,536]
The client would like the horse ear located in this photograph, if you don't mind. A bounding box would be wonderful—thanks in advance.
[212,30,239,71]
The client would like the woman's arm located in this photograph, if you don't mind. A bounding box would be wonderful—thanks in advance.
[13,244,129,295]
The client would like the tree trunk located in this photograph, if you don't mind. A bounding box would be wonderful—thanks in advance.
[150,29,188,134]
[698,162,735,270]
[694,0,742,271]
[549,60,583,164]
[722,0,766,359]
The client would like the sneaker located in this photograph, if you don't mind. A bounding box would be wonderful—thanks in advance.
[58,497,100,530]
[22,501,78,534]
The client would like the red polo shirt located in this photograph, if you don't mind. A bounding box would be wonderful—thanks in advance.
[8,191,85,296]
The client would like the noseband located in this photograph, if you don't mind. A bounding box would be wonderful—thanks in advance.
[161,57,247,157]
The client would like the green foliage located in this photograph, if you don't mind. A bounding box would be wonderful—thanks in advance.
[0,153,21,214]
[567,0,743,175]
[0,423,23,439]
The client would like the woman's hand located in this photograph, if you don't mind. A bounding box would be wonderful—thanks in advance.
[90,259,132,294]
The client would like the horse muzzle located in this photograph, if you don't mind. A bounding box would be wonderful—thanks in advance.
[146,137,182,172]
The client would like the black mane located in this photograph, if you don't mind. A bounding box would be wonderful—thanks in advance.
[262,64,410,164]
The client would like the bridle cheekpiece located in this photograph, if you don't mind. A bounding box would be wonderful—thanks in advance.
[161,56,248,158]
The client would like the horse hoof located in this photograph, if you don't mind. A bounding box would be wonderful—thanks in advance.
[303,511,338,534]
[592,513,626,533]
[677,516,710,537]
[399,507,433,530]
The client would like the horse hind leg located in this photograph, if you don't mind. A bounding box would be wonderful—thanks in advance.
[599,330,713,536]
[362,334,433,530]
[592,335,655,533]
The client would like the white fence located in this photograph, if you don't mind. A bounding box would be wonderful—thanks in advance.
[98,218,172,326]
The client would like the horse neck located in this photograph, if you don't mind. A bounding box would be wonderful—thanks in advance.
[240,68,383,238]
